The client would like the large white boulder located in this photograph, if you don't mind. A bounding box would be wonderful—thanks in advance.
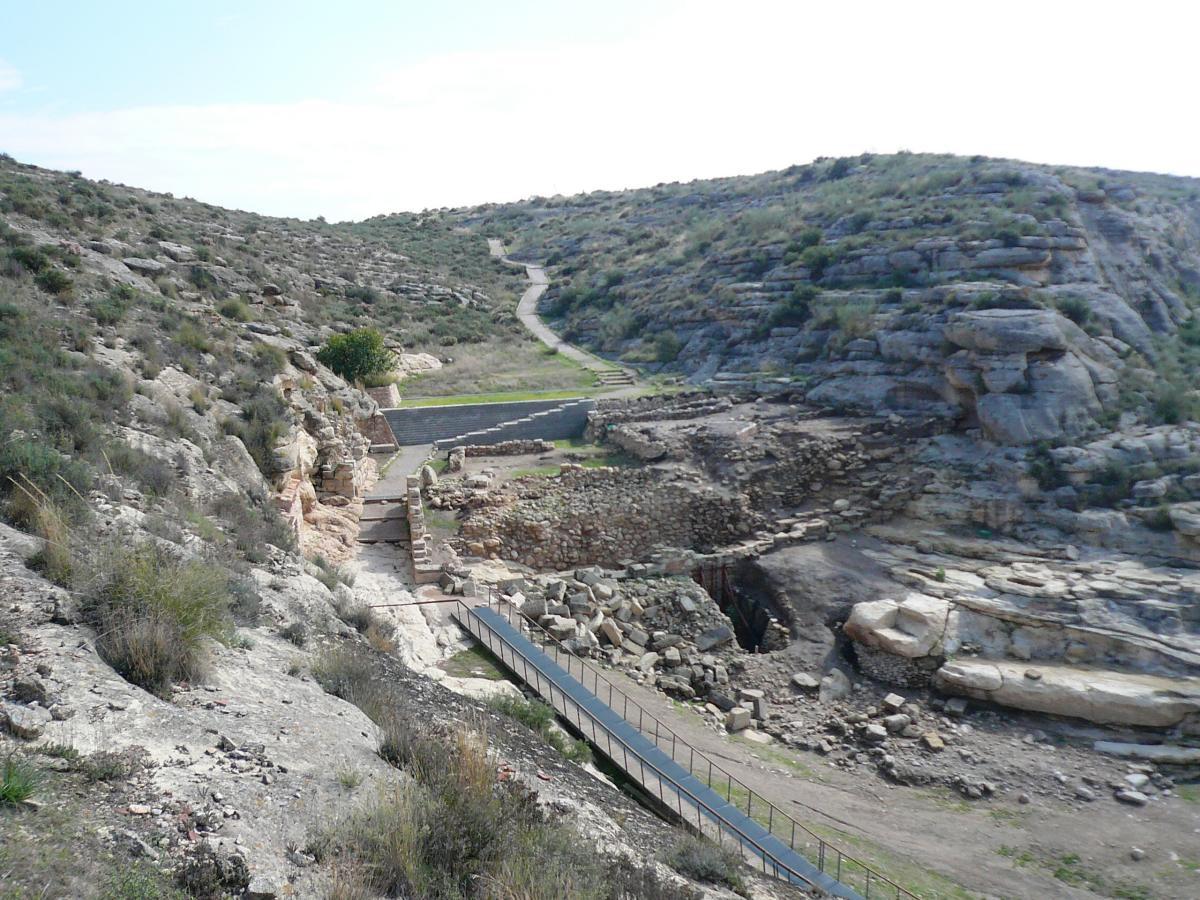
[935,659,1200,728]
[843,592,949,658]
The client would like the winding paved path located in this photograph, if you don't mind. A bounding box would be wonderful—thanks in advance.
[488,238,633,380]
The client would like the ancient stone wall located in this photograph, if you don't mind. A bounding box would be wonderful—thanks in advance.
[365,383,401,408]
[585,392,731,438]
[463,439,554,457]
[460,466,761,570]
[361,412,399,450]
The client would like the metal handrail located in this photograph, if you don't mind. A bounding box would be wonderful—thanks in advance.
[455,601,831,894]
[459,594,917,900]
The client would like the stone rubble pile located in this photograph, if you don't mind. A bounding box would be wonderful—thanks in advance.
[444,568,747,699]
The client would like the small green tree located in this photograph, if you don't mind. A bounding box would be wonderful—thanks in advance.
[654,330,683,362]
[316,328,395,384]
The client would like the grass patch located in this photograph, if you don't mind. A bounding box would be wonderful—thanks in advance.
[310,729,611,899]
[488,694,591,763]
[36,741,79,762]
[423,507,459,532]
[397,339,598,398]
[441,645,507,681]
[81,542,233,697]
[806,823,976,900]
[77,749,141,783]
[511,464,561,479]
[100,862,189,900]
[727,734,818,779]
[996,844,1152,899]
[1176,783,1199,804]
[312,554,356,592]
[311,646,415,767]
[399,388,595,407]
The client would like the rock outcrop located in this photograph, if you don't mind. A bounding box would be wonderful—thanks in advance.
[934,659,1200,730]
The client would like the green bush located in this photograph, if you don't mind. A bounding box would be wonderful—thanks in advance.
[221,390,289,476]
[187,265,220,294]
[100,862,189,900]
[1055,296,1092,327]
[345,284,379,304]
[83,543,233,696]
[212,492,296,561]
[316,327,394,384]
[1153,382,1198,425]
[767,285,818,329]
[0,434,93,526]
[217,297,253,321]
[90,290,131,325]
[9,245,49,273]
[34,267,73,296]
[800,245,836,280]
[654,330,683,362]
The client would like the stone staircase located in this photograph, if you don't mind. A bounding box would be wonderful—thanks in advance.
[432,398,594,451]
[594,368,635,386]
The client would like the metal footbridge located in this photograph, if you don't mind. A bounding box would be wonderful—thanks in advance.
[453,601,917,899]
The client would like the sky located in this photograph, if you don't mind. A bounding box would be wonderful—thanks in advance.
[0,0,1197,222]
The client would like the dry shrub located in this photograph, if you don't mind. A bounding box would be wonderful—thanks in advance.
[312,728,609,899]
[25,497,73,585]
[311,646,414,766]
[83,542,232,696]
[365,621,396,653]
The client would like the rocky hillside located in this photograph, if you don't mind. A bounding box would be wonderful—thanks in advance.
[1,156,778,899]
[458,152,1200,444]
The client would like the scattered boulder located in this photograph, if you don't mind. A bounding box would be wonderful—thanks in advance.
[819,668,852,703]
[791,672,820,691]
[844,593,950,658]
[122,257,166,276]
[725,707,751,732]
[1,702,52,740]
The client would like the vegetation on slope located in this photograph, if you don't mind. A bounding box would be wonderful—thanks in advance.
[451,152,1200,421]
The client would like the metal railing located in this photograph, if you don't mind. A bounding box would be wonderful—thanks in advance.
[455,595,917,900]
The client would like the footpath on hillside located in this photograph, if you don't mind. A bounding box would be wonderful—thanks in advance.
[487,238,637,391]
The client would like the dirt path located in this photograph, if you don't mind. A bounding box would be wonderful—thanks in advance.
[592,665,1198,900]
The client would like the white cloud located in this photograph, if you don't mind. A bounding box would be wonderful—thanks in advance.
[0,59,21,93]
[0,0,1197,220]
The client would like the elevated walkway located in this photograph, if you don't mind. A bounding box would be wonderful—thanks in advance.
[453,601,916,899]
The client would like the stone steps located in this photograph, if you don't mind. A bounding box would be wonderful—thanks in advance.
[595,369,635,385]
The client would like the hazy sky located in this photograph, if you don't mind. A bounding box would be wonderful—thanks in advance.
[1,0,1195,221]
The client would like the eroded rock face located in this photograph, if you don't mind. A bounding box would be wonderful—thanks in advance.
[942,309,1115,444]
[934,659,1200,729]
